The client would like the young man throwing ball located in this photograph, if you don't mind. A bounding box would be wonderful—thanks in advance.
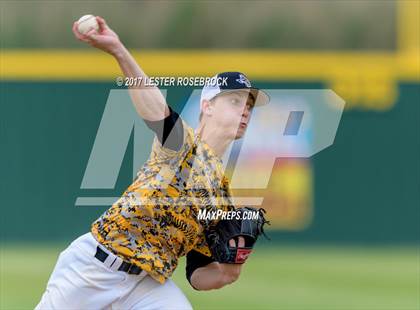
[36,16,269,309]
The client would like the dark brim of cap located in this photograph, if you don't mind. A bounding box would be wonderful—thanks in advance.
[249,88,270,107]
[214,88,270,107]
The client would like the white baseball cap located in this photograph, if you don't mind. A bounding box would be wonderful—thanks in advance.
[200,72,270,111]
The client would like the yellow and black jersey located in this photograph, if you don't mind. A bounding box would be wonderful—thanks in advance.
[91,107,233,284]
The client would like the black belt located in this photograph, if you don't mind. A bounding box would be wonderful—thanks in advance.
[94,246,142,275]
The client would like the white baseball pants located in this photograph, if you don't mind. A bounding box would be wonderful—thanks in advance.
[35,233,193,310]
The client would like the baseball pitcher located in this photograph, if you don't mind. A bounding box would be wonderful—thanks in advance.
[36,16,269,309]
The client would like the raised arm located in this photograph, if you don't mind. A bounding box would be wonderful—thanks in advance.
[72,16,169,121]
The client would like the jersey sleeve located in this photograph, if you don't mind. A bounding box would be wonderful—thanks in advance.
[143,106,184,152]
[185,249,215,289]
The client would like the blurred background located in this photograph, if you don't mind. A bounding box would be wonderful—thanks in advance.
[1,0,419,309]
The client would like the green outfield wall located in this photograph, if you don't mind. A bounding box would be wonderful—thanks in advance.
[1,81,419,243]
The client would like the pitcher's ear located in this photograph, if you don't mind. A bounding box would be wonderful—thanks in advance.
[201,99,213,117]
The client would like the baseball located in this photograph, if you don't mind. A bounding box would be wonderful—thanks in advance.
[77,14,99,35]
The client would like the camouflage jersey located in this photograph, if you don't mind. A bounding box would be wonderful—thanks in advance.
[91,120,234,284]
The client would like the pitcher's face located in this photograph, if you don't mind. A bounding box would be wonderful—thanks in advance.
[208,90,255,140]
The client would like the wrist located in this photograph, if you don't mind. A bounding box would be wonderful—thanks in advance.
[112,44,128,61]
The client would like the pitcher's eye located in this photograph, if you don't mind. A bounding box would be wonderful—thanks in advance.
[230,98,241,105]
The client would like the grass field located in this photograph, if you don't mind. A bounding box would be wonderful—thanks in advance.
[1,244,418,310]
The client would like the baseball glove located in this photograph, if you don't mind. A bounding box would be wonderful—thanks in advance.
[205,207,269,264]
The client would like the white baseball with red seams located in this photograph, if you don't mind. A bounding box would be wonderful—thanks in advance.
[77,15,99,35]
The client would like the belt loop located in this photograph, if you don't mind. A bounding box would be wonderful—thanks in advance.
[96,244,124,272]
[94,244,144,275]
[103,254,116,269]
[106,254,124,272]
